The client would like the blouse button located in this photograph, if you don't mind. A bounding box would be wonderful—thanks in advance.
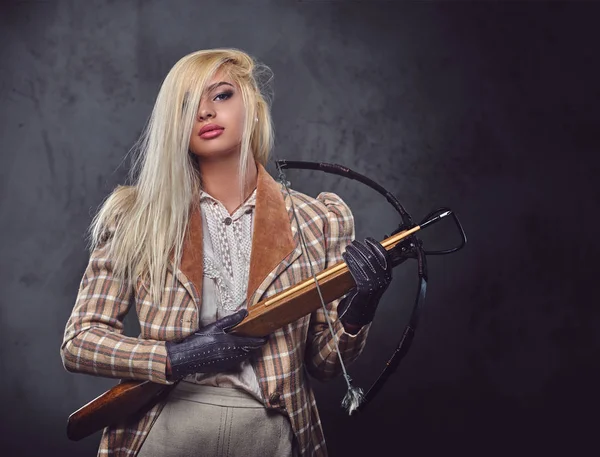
[224,217,232,225]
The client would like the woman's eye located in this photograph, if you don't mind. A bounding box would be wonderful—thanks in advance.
[214,91,233,101]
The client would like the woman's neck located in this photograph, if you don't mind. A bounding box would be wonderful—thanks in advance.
[198,153,258,215]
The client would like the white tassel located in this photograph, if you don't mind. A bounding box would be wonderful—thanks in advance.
[341,383,364,415]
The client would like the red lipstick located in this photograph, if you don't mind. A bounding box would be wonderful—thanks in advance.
[199,123,224,139]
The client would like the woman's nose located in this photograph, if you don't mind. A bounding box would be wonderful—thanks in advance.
[197,106,215,121]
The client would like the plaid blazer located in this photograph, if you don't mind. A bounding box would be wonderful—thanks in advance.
[61,165,371,457]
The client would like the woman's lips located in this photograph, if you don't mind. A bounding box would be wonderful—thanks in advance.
[199,128,224,139]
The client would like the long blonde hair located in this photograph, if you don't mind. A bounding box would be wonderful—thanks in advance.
[90,48,274,302]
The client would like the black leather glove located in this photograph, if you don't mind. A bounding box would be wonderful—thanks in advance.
[338,237,392,329]
[165,309,266,380]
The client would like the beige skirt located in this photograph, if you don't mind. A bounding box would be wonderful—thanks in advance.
[137,382,295,457]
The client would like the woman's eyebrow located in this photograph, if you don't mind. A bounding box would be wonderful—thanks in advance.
[206,81,234,92]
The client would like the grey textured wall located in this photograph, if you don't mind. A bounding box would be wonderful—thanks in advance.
[1,1,599,456]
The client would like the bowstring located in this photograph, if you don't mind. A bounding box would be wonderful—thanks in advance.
[275,161,363,414]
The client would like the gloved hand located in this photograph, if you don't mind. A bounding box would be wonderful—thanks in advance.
[337,237,392,330]
[165,309,266,380]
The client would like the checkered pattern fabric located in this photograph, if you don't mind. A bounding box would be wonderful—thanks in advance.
[61,184,370,457]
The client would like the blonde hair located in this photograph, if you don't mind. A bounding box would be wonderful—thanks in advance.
[90,48,274,302]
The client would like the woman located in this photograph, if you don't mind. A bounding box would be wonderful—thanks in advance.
[61,48,392,457]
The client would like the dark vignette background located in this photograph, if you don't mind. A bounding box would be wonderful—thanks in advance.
[1,1,599,456]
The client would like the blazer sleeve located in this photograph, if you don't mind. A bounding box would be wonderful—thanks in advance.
[304,192,372,381]
[60,239,172,385]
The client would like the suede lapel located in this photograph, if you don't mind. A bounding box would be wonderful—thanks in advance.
[246,165,298,306]
[178,205,203,304]
[177,165,298,309]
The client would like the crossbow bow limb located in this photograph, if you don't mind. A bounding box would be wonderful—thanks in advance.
[273,160,467,412]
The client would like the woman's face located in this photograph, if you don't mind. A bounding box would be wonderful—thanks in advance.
[188,69,247,161]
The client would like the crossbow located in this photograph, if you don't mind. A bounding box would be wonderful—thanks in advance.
[66,160,466,440]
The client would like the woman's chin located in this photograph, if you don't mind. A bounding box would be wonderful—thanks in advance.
[190,147,240,162]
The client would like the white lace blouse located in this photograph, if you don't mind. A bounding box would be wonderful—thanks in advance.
[184,188,263,401]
